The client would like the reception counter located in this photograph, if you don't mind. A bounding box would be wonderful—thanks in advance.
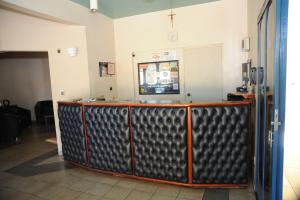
[58,100,251,188]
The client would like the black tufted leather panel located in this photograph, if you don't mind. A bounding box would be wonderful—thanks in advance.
[84,106,132,174]
[131,107,188,183]
[58,104,87,165]
[192,106,249,184]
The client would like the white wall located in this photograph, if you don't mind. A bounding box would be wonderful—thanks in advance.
[114,0,248,100]
[247,0,262,66]
[285,0,300,153]
[0,0,117,99]
[0,57,52,120]
[0,8,91,154]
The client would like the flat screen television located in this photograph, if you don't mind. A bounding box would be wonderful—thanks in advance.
[138,60,179,95]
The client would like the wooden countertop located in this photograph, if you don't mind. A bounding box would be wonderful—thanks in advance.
[58,99,251,107]
[228,92,273,100]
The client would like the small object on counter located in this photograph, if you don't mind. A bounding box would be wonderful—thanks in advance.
[236,86,248,93]
[72,98,82,102]
[96,97,106,101]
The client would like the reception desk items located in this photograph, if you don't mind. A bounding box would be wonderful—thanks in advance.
[58,101,250,188]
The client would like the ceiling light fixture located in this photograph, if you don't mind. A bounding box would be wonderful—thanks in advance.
[90,0,98,12]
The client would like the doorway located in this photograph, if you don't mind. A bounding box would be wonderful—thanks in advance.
[183,44,223,102]
[254,0,289,199]
[0,51,56,149]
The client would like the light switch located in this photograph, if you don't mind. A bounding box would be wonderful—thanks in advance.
[60,90,65,96]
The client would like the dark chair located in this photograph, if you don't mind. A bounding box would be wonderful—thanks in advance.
[0,99,32,147]
[35,100,54,126]
[1,105,31,129]
[0,109,21,147]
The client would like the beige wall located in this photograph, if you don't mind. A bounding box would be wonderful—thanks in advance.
[0,0,117,99]
[247,0,267,65]
[0,57,52,120]
[0,8,91,154]
[114,0,249,100]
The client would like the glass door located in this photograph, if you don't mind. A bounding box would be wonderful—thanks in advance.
[255,0,289,199]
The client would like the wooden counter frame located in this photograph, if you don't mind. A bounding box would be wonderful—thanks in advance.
[58,101,251,188]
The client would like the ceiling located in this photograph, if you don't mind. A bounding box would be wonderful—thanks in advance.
[71,0,220,19]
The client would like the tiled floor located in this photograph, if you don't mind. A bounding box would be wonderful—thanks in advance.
[283,146,300,200]
[0,125,256,200]
[283,114,300,200]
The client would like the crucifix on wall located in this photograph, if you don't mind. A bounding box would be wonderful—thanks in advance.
[168,9,176,28]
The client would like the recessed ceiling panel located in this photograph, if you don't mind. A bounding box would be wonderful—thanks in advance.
[71,0,220,19]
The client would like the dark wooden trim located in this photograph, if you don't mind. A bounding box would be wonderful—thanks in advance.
[82,106,89,166]
[187,106,193,184]
[57,101,83,106]
[58,101,250,108]
[190,101,251,107]
[129,104,190,108]
[83,103,131,107]
[128,106,135,175]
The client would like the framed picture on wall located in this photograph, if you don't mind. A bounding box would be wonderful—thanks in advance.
[138,60,179,95]
[99,62,115,77]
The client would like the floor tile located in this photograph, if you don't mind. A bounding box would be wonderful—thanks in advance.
[155,185,180,197]
[36,155,64,165]
[287,174,300,188]
[293,187,300,199]
[125,190,152,200]
[283,186,298,200]
[84,173,120,186]
[104,186,132,200]
[0,187,39,200]
[54,187,82,200]
[76,193,101,200]
[283,175,292,187]
[177,188,204,200]
[203,189,228,200]
[135,182,158,194]
[67,179,97,192]
[0,171,15,181]
[229,189,255,200]
[19,180,51,194]
[32,170,68,184]
[58,174,82,187]
[36,184,81,200]
[117,179,138,189]
[285,167,300,178]
[151,194,176,200]
[85,182,112,196]
[1,176,33,191]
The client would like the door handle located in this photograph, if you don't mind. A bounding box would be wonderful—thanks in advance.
[271,109,281,131]
[271,121,281,131]
[187,93,191,97]
[258,67,264,85]
[268,130,273,145]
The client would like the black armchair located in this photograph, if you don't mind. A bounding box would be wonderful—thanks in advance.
[35,100,54,125]
[0,111,21,146]
[1,105,31,129]
[0,100,32,147]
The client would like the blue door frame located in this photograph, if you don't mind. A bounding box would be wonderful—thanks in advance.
[255,0,289,200]
[272,0,289,199]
